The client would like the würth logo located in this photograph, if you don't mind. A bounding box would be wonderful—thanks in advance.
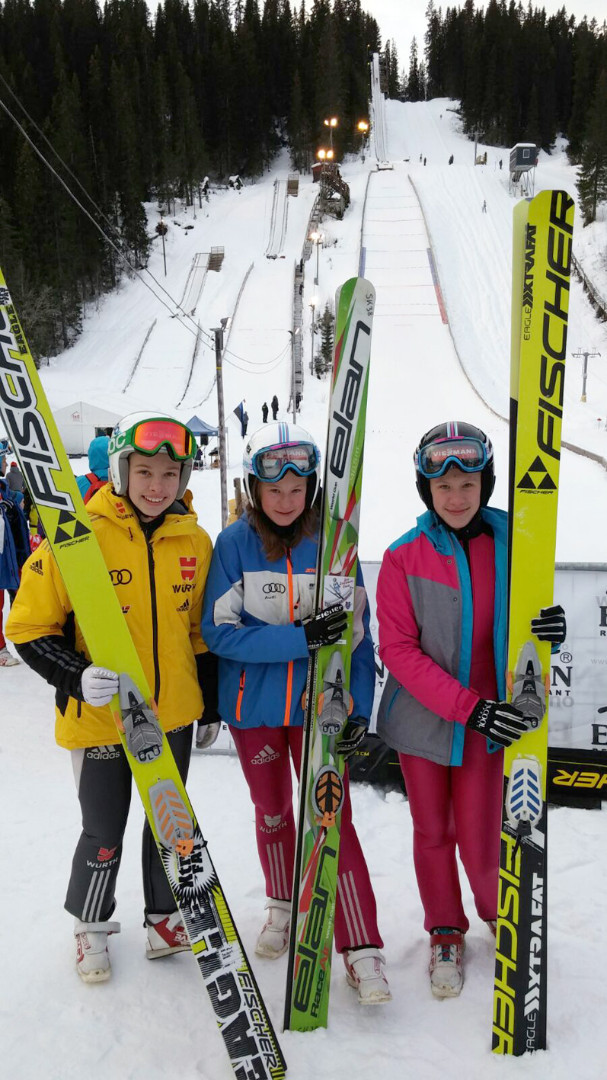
[517,456,556,491]
[180,557,196,581]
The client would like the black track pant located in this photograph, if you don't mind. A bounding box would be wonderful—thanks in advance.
[65,726,192,922]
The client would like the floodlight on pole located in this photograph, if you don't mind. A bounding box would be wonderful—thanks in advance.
[323,116,338,149]
[309,231,323,286]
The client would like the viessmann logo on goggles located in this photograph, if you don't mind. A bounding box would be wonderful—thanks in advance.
[417,437,488,479]
[111,419,195,460]
[252,441,319,481]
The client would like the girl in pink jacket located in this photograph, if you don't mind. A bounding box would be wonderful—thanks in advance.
[376,422,566,999]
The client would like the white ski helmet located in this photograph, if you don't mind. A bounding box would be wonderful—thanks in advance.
[243,422,321,508]
[108,411,196,500]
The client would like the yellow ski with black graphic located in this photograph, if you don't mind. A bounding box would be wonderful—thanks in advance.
[492,191,574,1055]
[0,270,286,1080]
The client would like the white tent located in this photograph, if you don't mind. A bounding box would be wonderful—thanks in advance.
[53,401,121,456]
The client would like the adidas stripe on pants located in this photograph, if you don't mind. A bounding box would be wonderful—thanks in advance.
[231,725,383,952]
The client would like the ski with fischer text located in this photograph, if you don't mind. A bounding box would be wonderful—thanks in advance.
[0,269,286,1080]
[284,276,375,1031]
[492,191,574,1055]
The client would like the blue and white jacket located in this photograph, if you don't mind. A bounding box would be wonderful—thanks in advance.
[201,515,375,729]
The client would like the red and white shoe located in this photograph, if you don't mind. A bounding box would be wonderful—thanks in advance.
[255,899,291,959]
[74,918,121,983]
[146,912,190,958]
[429,927,465,998]
[344,947,392,1004]
[0,647,19,667]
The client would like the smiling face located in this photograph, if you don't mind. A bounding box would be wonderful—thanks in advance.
[127,451,181,521]
[258,471,307,527]
[429,466,482,529]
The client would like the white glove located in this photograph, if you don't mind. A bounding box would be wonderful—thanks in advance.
[81,666,119,707]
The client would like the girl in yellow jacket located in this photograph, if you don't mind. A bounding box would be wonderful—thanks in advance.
[7,412,217,983]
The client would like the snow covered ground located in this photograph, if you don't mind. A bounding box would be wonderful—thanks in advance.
[2,93,607,1079]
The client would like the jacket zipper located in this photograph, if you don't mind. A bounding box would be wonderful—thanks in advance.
[145,537,161,703]
[235,670,246,721]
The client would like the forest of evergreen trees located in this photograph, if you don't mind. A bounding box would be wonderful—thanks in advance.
[0,0,379,357]
[0,0,605,358]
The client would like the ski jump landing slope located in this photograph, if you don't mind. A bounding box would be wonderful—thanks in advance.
[361,163,509,558]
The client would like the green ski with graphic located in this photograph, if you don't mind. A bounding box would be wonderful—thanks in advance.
[284,277,375,1031]
[0,270,286,1080]
[492,191,574,1055]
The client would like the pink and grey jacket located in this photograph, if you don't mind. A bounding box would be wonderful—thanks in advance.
[376,507,508,766]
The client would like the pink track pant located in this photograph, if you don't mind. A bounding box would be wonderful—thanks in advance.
[231,724,382,953]
[399,727,503,933]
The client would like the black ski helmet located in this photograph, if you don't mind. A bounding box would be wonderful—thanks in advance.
[414,421,495,510]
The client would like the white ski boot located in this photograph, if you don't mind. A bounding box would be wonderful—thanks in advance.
[74,918,121,983]
[429,927,465,998]
[145,912,190,958]
[255,899,291,958]
[344,947,392,1004]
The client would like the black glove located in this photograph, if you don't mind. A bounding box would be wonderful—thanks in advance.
[336,719,367,760]
[301,603,347,651]
[531,605,566,646]
[467,698,528,748]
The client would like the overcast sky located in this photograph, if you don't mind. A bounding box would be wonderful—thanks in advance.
[364,0,607,69]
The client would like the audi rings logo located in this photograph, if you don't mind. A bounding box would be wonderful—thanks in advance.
[263,582,286,595]
[110,569,132,585]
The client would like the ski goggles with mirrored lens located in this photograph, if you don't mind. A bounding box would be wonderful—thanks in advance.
[128,419,196,460]
[416,437,489,479]
[252,442,320,482]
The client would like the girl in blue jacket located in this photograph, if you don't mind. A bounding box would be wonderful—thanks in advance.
[202,422,391,1004]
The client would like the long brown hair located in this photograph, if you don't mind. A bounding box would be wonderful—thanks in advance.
[247,476,319,561]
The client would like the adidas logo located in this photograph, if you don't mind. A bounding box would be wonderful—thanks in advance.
[86,746,121,761]
[30,558,44,575]
[176,599,190,612]
[252,744,280,765]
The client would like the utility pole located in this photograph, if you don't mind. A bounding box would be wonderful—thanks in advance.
[573,348,601,402]
[212,322,229,528]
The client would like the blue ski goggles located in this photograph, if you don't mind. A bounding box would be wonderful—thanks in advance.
[416,437,489,479]
[251,442,320,482]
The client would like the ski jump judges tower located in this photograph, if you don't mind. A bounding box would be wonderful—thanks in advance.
[509,142,538,196]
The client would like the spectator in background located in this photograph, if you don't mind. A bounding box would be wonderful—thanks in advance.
[271,395,279,420]
[76,436,110,504]
[0,442,30,666]
[261,402,269,423]
[6,460,24,494]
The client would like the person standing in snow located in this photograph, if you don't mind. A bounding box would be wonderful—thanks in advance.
[261,402,269,423]
[202,422,391,1004]
[7,412,218,983]
[271,395,279,420]
[375,422,566,999]
[75,435,110,503]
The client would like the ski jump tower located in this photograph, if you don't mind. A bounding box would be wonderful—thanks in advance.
[509,143,538,196]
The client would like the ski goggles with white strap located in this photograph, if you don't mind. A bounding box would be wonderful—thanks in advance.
[113,419,196,461]
[251,442,320,482]
[416,437,489,479]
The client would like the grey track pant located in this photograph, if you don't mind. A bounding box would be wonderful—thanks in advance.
[65,726,192,922]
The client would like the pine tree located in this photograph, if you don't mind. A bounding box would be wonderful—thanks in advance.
[315,301,334,377]
[577,68,607,226]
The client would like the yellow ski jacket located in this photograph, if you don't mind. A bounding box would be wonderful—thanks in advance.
[7,485,213,749]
